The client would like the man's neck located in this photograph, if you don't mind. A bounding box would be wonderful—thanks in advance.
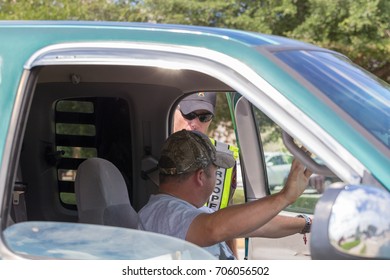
[159,185,202,208]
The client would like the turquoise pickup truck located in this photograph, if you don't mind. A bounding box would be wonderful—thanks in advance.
[0,21,389,260]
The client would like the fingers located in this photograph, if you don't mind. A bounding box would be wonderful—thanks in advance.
[293,147,313,178]
[302,148,314,178]
[291,157,312,178]
[304,166,313,178]
[302,146,312,157]
[283,158,310,204]
[291,157,305,171]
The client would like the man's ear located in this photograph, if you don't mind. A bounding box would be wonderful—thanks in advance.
[193,169,205,187]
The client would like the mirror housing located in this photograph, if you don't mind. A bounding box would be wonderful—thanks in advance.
[311,184,390,259]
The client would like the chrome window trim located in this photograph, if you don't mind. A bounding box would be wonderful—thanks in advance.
[23,42,365,183]
[0,69,34,258]
[0,71,32,206]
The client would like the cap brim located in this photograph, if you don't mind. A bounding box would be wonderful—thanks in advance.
[214,150,235,169]
[180,100,215,115]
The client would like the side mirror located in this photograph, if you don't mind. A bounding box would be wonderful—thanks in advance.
[311,184,390,259]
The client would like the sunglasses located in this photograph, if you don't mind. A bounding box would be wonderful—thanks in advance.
[180,110,214,123]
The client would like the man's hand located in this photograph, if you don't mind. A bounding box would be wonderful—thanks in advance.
[281,158,313,204]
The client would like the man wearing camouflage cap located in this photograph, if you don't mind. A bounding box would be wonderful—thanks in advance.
[173,92,240,257]
[138,129,312,260]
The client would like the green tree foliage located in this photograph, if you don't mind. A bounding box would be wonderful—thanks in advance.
[286,0,390,83]
[147,0,390,82]
[117,0,390,82]
[1,0,388,80]
[1,0,388,140]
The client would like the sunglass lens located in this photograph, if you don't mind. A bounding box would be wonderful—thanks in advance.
[181,111,213,122]
[198,114,213,123]
[182,112,197,120]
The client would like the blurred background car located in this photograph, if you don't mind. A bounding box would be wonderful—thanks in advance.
[265,152,293,189]
[308,174,339,194]
[308,157,341,193]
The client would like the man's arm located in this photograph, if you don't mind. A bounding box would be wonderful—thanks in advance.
[225,239,239,259]
[225,165,238,257]
[186,159,312,247]
[245,214,307,238]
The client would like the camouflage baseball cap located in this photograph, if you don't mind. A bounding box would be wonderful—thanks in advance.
[159,130,235,175]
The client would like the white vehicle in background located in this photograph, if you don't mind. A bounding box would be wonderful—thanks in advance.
[265,152,293,189]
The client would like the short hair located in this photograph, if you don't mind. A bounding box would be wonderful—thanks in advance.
[159,163,214,185]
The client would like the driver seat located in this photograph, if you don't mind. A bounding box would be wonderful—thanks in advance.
[75,157,138,229]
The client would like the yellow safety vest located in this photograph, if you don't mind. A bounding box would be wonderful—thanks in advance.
[206,138,239,210]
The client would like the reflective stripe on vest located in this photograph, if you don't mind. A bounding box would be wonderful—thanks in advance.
[206,139,239,211]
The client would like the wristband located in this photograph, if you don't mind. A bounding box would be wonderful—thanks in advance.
[296,214,312,245]
[296,214,312,234]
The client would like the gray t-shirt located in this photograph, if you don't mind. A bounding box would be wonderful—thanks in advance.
[138,194,235,260]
